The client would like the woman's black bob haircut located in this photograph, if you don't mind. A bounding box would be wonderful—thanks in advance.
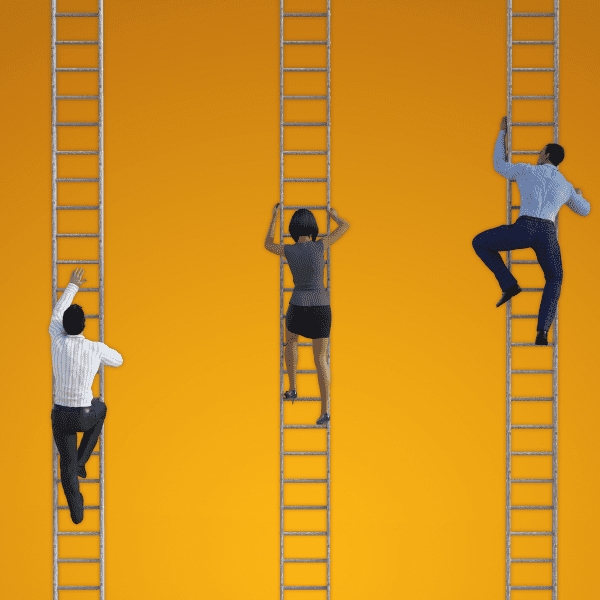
[63,304,86,335]
[289,208,319,243]
[544,143,565,166]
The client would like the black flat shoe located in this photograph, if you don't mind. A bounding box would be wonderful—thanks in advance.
[283,390,297,404]
[496,284,522,307]
[535,330,549,346]
[316,413,330,426]
[77,465,86,479]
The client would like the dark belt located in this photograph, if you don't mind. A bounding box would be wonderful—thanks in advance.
[53,403,91,411]
[518,215,555,225]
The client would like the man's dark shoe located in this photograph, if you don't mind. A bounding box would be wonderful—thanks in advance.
[496,284,522,307]
[535,330,549,346]
[70,492,84,525]
[77,465,86,479]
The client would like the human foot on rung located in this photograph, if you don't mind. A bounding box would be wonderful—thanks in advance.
[496,284,522,307]
[283,389,297,404]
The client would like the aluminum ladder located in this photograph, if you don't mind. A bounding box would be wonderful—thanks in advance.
[506,2,559,598]
[52,2,105,598]
[280,2,331,597]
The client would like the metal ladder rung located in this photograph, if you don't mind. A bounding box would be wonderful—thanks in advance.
[513,288,544,292]
[57,96,99,99]
[283,205,327,209]
[58,505,100,510]
[284,587,328,591]
[283,13,328,17]
[512,451,553,455]
[511,260,539,264]
[511,397,554,401]
[511,559,553,563]
[512,13,555,17]
[511,370,554,374]
[510,531,553,536]
[283,68,327,72]
[282,121,328,125]
[512,96,555,99]
[511,122,555,126]
[283,178,328,182]
[511,314,540,318]
[512,587,553,591]
[56,121,99,125]
[283,95,327,99]
[56,479,101,483]
[283,505,328,509]
[511,151,542,155]
[284,451,328,455]
[57,260,100,264]
[283,559,327,563]
[283,233,327,238]
[57,531,100,536]
[283,369,317,374]
[283,531,328,536]
[512,41,555,45]
[55,68,99,72]
[56,178,100,182]
[283,397,321,402]
[283,151,328,155]
[511,425,553,429]
[510,505,554,510]
[57,288,100,292]
[56,13,99,17]
[57,152,100,155]
[58,558,101,563]
[57,234,100,238]
[512,68,555,72]
[284,479,328,483]
[512,342,555,347]
[511,479,554,483]
[58,586,101,591]
[283,41,328,45]
[56,41,99,45]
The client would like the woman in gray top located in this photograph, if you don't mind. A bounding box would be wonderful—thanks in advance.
[265,205,350,425]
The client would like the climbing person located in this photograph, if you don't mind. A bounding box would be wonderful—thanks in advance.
[472,116,590,345]
[50,268,123,524]
[265,205,349,425]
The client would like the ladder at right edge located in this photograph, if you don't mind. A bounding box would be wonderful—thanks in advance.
[280,2,331,598]
[506,3,559,599]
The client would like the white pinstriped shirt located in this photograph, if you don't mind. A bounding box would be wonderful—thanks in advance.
[49,283,123,407]
[493,130,591,222]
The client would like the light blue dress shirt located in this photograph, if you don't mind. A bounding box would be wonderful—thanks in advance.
[50,283,123,407]
[493,130,590,222]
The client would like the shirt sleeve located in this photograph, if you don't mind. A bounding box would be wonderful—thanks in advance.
[99,343,123,367]
[493,130,531,181]
[49,282,79,339]
[565,185,591,216]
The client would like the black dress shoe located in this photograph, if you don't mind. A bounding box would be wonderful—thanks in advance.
[77,465,86,479]
[70,492,84,525]
[535,330,549,346]
[496,284,522,307]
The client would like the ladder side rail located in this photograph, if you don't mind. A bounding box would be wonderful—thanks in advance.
[51,2,59,598]
[551,3,559,598]
[279,2,285,598]
[97,1,105,598]
[326,3,331,597]
[506,3,513,599]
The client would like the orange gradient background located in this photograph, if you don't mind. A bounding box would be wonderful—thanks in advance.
[1,0,599,598]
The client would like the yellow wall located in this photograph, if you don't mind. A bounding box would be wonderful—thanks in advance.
[0,0,599,598]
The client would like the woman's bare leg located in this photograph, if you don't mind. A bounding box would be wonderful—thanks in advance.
[312,337,330,417]
[285,326,299,392]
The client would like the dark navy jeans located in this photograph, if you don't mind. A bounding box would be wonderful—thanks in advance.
[51,399,107,524]
[472,215,562,332]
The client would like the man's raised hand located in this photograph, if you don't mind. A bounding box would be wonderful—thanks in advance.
[69,268,87,286]
[501,116,508,132]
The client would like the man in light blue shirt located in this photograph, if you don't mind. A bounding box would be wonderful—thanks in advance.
[472,116,590,345]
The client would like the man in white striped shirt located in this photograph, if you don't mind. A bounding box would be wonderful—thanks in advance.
[50,268,123,524]
[472,116,591,346]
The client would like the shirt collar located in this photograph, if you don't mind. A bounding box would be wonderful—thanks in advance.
[67,334,85,338]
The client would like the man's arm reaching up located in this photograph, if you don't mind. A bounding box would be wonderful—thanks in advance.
[566,186,591,217]
[493,116,530,181]
[49,269,87,340]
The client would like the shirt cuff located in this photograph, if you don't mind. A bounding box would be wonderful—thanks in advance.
[67,282,79,290]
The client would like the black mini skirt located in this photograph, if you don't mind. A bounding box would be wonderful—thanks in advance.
[285,303,332,339]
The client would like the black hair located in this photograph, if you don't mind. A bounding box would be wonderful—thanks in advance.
[544,143,565,166]
[63,304,86,335]
[288,208,319,243]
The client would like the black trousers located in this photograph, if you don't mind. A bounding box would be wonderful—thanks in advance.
[51,399,107,524]
[472,215,563,332]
